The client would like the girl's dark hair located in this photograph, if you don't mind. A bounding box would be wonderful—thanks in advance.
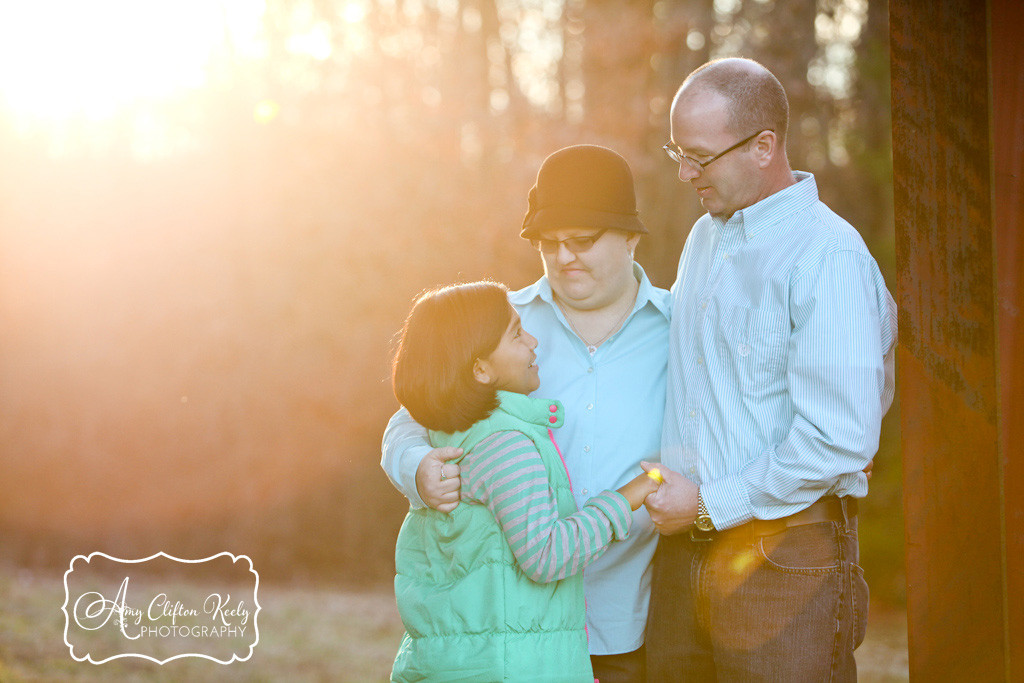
[392,281,512,433]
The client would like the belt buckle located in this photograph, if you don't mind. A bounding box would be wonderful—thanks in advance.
[689,527,715,543]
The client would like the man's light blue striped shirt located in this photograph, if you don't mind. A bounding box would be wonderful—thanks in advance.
[662,171,897,531]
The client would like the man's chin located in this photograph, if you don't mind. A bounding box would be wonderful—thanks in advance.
[703,203,731,220]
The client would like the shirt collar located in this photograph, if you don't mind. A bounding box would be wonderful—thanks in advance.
[510,262,671,321]
[711,170,818,242]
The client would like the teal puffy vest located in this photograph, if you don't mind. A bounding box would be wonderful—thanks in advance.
[391,391,594,682]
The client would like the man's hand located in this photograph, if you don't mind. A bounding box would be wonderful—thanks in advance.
[640,461,699,535]
[415,447,463,513]
[863,459,874,481]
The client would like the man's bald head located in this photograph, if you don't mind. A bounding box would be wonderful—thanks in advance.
[674,58,789,144]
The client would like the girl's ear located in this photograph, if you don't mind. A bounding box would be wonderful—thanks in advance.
[473,358,494,386]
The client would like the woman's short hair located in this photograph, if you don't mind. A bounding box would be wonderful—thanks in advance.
[392,281,511,434]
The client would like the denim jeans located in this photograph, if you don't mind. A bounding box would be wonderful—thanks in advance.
[645,508,868,682]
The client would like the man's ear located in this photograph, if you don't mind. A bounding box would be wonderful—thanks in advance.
[473,358,494,386]
[755,131,778,167]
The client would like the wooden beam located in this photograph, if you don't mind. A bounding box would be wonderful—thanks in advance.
[891,0,1024,679]
[991,0,1024,679]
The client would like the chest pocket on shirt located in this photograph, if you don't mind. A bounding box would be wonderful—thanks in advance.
[717,305,788,392]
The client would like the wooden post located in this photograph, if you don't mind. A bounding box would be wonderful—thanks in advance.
[890,0,1024,679]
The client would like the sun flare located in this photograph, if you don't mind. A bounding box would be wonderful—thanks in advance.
[0,0,264,122]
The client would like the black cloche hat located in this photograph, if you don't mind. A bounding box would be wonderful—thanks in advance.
[521,144,647,239]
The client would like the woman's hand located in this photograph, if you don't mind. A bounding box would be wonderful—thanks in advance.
[415,447,463,512]
[618,471,662,511]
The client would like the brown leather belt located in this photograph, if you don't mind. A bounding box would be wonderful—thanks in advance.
[689,495,857,543]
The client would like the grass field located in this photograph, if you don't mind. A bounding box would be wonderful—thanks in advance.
[0,565,907,682]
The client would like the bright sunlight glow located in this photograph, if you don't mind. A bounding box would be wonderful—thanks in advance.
[0,0,265,122]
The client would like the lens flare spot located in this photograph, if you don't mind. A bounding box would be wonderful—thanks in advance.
[730,549,758,576]
[253,100,280,124]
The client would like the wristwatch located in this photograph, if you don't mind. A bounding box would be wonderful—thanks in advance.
[694,489,715,532]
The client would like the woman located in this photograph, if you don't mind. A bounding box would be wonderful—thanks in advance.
[390,280,658,683]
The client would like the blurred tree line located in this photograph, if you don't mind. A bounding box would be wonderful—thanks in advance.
[0,0,902,604]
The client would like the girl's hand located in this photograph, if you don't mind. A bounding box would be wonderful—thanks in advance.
[639,461,699,534]
[618,471,661,511]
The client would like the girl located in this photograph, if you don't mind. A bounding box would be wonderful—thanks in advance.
[390,281,658,683]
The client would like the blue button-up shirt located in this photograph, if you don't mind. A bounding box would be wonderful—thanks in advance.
[382,263,670,655]
[662,171,897,531]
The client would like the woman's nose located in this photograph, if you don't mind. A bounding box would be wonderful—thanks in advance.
[555,242,576,265]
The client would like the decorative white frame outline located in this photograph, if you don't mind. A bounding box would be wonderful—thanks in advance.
[62,551,261,665]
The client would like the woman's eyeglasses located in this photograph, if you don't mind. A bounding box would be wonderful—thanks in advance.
[532,229,609,254]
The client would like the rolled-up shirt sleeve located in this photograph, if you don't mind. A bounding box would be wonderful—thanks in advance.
[702,250,894,528]
[380,407,432,509]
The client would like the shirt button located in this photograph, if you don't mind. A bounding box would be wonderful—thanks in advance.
[549,416,557,424]
[689,466,697,475]
[587,367,594,374]
[583,446,591,453]
[587,403,594,410]
[697,357,704,366]
[582,489,589,496]
[689,410,696,417]
[738,343,751,357]
[549,404,558,412]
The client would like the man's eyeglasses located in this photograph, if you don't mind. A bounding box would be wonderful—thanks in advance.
[663,129,771,172]
[532,229,609,255]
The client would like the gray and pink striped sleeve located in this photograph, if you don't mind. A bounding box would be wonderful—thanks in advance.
[460,429,631,584]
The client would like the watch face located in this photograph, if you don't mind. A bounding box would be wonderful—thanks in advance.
[695,515,714,532]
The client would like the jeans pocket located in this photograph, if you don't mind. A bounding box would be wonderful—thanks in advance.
[756,522,843,574]
[852,562,869,648]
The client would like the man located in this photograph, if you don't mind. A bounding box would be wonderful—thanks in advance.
[641,58,897,681]
[381,144,669,683]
